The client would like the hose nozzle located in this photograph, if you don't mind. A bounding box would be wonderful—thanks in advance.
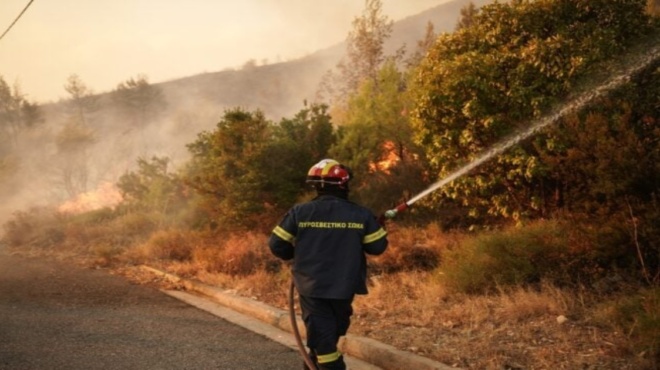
[383,202,409,220]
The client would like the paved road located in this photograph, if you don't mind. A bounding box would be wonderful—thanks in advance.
[0,252,301,369]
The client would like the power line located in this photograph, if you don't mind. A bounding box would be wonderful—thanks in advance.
[0,0,35,42]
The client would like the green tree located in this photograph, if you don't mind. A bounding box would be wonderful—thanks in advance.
[261,103,336,207]
[331,61,428,212]
[184,108,273,229]
[117,156,185,216]
[410,0,655,222]
[318,0,402,111]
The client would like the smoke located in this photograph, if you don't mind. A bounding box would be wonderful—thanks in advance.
[0,0,485,228]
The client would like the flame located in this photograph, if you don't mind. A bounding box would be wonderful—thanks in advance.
[369,141,401,174]
[58,182,123,214]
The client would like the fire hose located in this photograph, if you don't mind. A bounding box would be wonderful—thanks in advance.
[289,280,318,369]
[288,41,660,366]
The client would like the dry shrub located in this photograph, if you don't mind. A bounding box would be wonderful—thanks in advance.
[229,269,290,304]
[136,228,201,262]
[496,282,574,322]
[371,223,458,273]
[66,210,163,252]
[2,207,65,248]
[63,223,114,250]
[91,243,125,267]
[110,211,161,237]
[355,272,449,327]
[201,231,280,276]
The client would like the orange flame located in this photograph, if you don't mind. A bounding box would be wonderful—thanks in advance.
[369,141,401,174]
[58,182,123,214]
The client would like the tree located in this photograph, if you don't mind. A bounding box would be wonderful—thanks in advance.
[113,75,165,123]
[117,156,186,217]
[317,0,402,111]
[406,21,437,69]
[257,103,337,208]
[184,108,273,229]
[64,74,99,127]
[52,74,101,198]
[455,1,479,31]
[330,60,428,212]
[112,75,166,153]
[0,76,42,147]
[54,122,96,197]
[410,0,656,222]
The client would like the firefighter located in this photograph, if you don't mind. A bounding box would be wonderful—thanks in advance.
[269,158,388,370]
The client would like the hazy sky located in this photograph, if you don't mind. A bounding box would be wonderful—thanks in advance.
[0,0,450,104]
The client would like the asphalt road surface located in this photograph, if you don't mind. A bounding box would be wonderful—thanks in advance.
[0,251,301,369]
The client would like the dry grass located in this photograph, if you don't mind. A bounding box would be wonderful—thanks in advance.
[4,211,657,369]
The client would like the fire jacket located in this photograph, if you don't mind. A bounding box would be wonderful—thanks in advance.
[268,194,388,299]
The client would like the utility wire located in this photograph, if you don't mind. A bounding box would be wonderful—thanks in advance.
[0,0,35,42]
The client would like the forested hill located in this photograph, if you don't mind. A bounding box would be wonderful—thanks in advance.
[0,0,491,224]
[155,0,492,121]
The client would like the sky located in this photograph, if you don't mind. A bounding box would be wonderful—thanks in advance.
[0,0,450,104]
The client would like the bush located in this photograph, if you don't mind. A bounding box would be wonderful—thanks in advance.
[2,207,65,248]
[439,219,572,293]
[594,286,660,364]
[201,232,280,276]
[371,223,453,273]
[139,229,199,262]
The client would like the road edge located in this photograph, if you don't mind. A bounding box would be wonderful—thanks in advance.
[140,265,459,370]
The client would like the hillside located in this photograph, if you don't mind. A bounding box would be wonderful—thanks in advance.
[0,0,492,223]
[155,0,492,121]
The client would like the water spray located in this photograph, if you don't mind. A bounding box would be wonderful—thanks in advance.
[382,42,660,221]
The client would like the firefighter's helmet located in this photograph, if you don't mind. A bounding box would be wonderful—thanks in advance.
[306,159,352,188]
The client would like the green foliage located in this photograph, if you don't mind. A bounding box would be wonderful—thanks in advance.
[439,220,574,293]
[184,108,275,228]
[184,105,337,229]
[263,103,336,206]
[117,156,186,218]
[410,0,657,222]
[330,60,429,212]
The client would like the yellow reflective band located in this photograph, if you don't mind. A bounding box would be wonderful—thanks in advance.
[317,351,342,364]
[320,159,339,175]
[363,228,387,244]
[272,226,295,242]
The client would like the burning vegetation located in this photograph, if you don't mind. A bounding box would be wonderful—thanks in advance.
[2,1,660,369]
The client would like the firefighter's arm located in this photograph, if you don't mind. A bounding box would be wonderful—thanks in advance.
[362,216,388,256]
[269,225,295,260]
